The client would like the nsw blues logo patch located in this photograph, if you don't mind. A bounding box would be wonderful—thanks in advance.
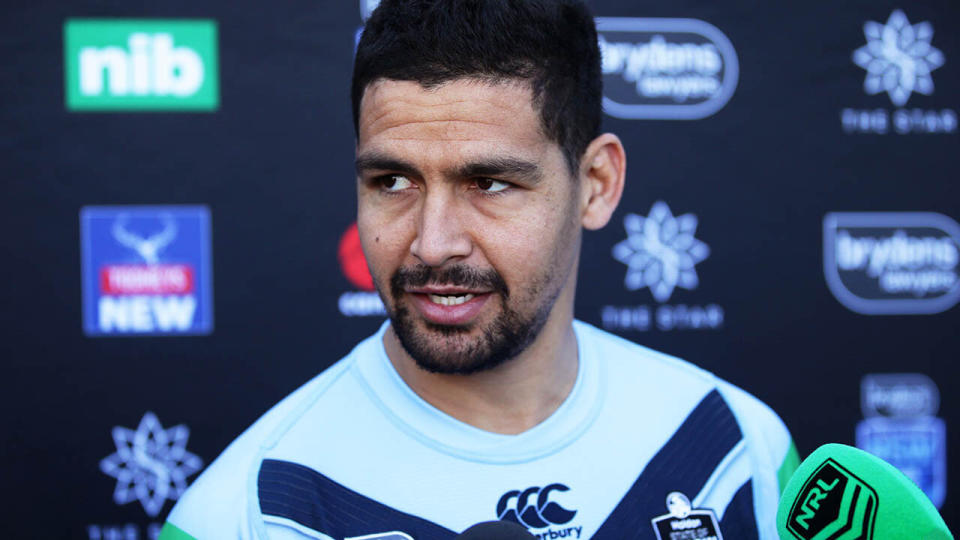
[81,205,213,336]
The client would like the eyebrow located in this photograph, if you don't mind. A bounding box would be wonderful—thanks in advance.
[453,157,543,185]
[355,152,544,185]
[355,153,419,177]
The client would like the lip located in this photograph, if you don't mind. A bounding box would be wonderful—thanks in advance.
[408,291,493,326]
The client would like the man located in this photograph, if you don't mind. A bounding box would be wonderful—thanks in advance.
[160,1,798,538]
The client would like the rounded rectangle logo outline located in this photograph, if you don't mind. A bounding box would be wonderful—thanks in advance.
[595,17,739,120]
[823,211,960,315]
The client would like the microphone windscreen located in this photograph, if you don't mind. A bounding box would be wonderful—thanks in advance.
[455,520,536,540]
[776,443,952,540]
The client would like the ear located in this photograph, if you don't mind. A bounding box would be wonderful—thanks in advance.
[578,133,626,230]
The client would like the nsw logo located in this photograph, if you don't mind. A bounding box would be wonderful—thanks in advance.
[81,205,213,336]
[823,212,960,315]
[785,459,877,540]
[596,17,738,120]
[64,19,219,111]
[497,484,577,531]
[856,373,946,508]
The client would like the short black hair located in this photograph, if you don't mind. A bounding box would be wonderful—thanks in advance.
[352,0,602,174]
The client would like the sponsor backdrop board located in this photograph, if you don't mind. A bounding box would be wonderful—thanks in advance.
[1,0,957,537]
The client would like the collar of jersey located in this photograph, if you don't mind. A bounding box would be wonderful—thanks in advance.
[351,320,605,464]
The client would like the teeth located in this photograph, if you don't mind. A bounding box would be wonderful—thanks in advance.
[428,293,475,306]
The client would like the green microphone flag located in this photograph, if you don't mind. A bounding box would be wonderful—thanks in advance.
[776,443,952,540]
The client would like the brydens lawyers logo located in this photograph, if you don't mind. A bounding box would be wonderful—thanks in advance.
[823,212,960,314]
[100,412,203,517]
[596,17,738,120]
[64,19,219,111]
[81,206,213,335]
[338,222,386,317]
[602,201,723,332]
[497,484,582,538]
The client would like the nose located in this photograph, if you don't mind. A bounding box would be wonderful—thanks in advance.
[409,188,472,267]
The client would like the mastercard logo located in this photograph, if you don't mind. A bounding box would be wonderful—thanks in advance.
[338,222,375,291]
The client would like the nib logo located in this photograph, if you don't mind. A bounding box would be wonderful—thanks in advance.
[64,19,219,111]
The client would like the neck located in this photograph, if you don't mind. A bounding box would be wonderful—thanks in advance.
[383,304,579,435]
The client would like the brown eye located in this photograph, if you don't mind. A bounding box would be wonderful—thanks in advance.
[380,175,413,191]
[475,178,510,193]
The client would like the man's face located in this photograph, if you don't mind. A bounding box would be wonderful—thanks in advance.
[356,79,583,373]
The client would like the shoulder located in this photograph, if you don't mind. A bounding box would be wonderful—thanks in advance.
[162,333,379,539]
[575,321,797,537]
[575,319,796,483]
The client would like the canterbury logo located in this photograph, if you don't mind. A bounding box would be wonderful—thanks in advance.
[496,484,577,528]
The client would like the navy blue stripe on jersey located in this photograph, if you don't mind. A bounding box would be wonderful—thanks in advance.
[718,480,759,540]
[258,459,456,539]
[592,389,745,539]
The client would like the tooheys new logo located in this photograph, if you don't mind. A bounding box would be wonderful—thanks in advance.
[81,206,213,336]
[823,212,960,314]
[64,19,218,111]
[785,459,878,539]
[595,17,738,120]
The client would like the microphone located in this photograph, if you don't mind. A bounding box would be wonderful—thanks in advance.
[455,520,536,539]
[776,443,953,540]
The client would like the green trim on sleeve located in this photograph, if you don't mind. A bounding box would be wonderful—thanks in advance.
[777,440,801,494]
[157,523,198,540]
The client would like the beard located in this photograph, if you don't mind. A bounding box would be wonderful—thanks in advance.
[384,264,558,374]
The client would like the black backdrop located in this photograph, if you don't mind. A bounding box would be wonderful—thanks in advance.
[2,0,958,537]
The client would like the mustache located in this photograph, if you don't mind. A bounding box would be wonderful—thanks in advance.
[390,264,509,297]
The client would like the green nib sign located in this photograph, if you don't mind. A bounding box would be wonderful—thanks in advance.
[64,19,219,111]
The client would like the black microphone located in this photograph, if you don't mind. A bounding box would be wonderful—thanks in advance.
[455,520,536,539]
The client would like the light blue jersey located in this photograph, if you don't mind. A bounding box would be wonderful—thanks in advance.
[160,321,798,540]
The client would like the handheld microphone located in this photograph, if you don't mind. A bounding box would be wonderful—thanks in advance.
[455,520,536,539]
[776,443,952,539]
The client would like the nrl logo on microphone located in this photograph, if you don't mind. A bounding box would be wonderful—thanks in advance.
[823,212,960,315]
[785,459,878,540]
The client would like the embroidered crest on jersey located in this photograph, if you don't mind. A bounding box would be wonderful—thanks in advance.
[651,492,723,540]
